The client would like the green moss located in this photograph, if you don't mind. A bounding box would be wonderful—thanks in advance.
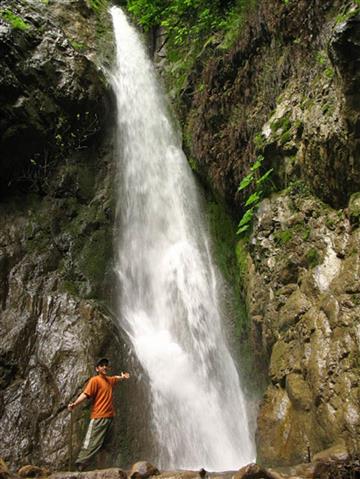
[352,294,360,306]
[61,280,80,297]
[207,201,237,282]
[316,51,327,66]
[270,114,291,134]
[235,238,248,282]
[349,192,360,227]
[302,227,311,241]
[322,103,335,115]
[306,248,321,268]
[187,156,199,172]
[286,180,311,197]
[0,9,30,30]
[254,132,266,151]
[79,229,112,287]
[324,67,334,79]
[274,229,293,245]
[325,217,336,230]
[207,201,249,334]
[280,129,292,145]
[70,39,88,52]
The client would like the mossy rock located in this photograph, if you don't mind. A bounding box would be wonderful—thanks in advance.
[348,192,360,227]
[78,228,112,296]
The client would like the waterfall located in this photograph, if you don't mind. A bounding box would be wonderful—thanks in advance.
[110,6,255,471]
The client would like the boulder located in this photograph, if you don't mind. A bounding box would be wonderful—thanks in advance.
[18,466,50,478]
[234,463,284,479]
[129,463,160,479]
[0,459,10,479]
[51,469,127,479]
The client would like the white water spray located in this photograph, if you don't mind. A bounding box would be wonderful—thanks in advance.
[110,7,255,470]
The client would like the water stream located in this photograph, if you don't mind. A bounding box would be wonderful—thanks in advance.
[110,6,255,471]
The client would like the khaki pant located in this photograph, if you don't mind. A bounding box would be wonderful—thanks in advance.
[76,417,113,466]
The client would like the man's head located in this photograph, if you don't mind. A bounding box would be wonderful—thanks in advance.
[95,357,110,375]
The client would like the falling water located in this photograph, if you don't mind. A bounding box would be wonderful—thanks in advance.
[110,6,255,471]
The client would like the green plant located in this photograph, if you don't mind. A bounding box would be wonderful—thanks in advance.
[254,132,265,151]
[316,51,327,65]
[0,9,30,30]
[322,103,335,115]
[89,0,107,12]
[316,50,336,81]
[270,114,291,134]
[302,227,311,241]
[306,248,321,268]
[280,129,292,145]
[324,67,334,79]
[127,0,258,96]
[274,229,293,245]
[70,39,87,52]
[236,155,273,234]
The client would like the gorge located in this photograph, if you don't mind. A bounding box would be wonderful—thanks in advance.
[0,0,359,478]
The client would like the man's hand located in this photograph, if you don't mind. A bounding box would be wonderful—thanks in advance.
[119,372,130,380]
[67,392,88,411]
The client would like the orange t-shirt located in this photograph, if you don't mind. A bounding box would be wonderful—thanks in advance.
[83,375,119,419]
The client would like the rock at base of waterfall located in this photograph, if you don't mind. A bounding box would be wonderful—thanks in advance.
[18,466,51,478]
[51,468,127,479]
[0,459,10,479]
[233,463,284,479]
[129,462,160,479]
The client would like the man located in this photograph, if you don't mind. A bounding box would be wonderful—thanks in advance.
[68,358,130,471]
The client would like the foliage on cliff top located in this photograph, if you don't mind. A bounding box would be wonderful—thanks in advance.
[127,0,256,46]
[126,0,257,96]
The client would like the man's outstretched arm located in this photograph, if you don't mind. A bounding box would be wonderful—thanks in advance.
[68,392,89,411]
[113,372,130,381]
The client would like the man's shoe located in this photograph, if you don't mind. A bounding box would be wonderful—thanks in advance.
[75,463,86,472]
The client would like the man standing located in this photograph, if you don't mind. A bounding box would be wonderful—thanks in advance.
[68,358,130,471]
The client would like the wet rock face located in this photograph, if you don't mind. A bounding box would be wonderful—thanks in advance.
[0,0,112,196]
[246,191,360,466]
[0,0,125,470]
[0,197,123,469]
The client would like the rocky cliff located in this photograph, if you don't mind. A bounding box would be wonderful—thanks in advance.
[160,0,360,467]
[1,0,360,473]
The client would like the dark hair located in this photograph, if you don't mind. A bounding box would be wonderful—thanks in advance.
[96,357,109,367]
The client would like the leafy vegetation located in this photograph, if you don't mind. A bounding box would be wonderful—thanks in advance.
[306,248,321,268]
[236,155,273,235]
[0,9,30,30]
[127,0,258,49]
[89,0,108,12]
[126,0,258,97]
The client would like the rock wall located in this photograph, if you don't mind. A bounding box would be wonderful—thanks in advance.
[181,0,359,210]
[168,0,360,467]
[248,191,360,466]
